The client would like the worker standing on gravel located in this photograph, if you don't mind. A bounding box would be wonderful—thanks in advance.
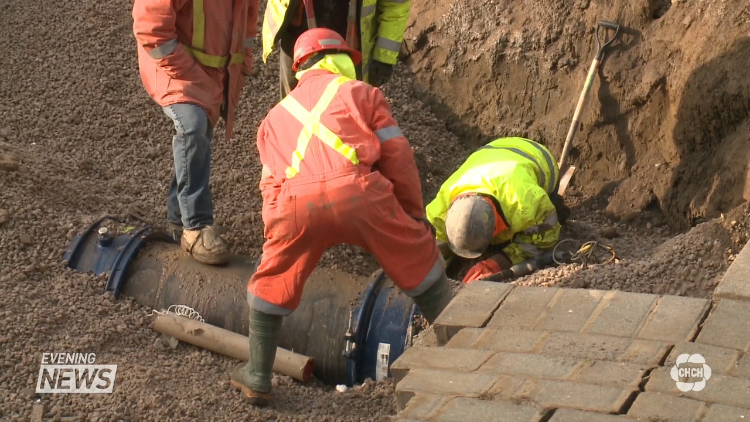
[262,0,409,97]
[230,28,453,407]
[132,0,259,266]
[426,137,571,284]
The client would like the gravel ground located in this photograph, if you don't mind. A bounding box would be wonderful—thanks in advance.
[0,0,747,420]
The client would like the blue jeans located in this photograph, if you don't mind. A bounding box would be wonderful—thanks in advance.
[163,104,214,230]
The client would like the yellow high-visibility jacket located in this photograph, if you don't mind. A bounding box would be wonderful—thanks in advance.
[261,0,410,83]
[426,137,562,265]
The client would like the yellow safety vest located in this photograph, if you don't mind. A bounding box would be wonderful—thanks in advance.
[261,0,410,82]
[278,75,360,177]
[426,137,562,264]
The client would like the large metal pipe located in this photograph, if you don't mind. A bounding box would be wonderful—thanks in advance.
[63,217,419,386]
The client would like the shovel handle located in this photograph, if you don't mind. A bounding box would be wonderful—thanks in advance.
[595,21,620,59]
[598,20,620,30]
[303,0,316,28]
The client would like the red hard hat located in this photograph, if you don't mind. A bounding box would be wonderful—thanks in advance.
[292,28,361,71]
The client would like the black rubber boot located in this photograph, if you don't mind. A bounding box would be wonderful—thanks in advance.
[411,272,454,324]
[230,309,283,407]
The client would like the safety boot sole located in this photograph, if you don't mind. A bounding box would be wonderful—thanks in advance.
[230,379,270,407]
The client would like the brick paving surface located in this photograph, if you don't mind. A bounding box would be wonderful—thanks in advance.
[393,243,750,421]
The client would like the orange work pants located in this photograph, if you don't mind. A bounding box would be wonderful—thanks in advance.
[247,167,442,315]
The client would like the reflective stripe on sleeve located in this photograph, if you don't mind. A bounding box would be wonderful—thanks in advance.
[375,36,402,53]
[375,126,403,143]
[147,38,180,59]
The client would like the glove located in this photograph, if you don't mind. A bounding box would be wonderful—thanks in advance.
[462,258,503,284]
[368,60,394,87]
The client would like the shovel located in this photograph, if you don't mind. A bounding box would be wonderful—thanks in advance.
[303,0,317,28]
[557,21,621,196]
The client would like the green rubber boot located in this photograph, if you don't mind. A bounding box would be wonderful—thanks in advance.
[230,309,283,407]
[412,272,454,324]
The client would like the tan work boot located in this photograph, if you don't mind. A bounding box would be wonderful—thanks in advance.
[181,225,230,265]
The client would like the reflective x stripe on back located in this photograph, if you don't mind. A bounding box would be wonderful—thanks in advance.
[279,77,360,179]
[478,142,557,193]
[183,0,245,68]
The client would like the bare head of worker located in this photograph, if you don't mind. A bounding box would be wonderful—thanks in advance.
[445,194,506,259]
[292,28,361,72]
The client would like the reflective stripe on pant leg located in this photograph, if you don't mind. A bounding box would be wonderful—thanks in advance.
[247,291,294,316]
[403,253,446,298]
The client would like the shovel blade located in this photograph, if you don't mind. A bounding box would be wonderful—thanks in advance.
[558,166,576,196]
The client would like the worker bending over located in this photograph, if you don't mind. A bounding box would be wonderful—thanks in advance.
[231,29,453,407]
[426,137,570,284]
[262,0,410,97]
[133,0,258,265]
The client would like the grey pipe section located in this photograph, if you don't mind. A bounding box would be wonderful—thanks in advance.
[123,242,373,385]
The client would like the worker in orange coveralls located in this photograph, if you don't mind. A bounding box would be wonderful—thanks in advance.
[132,0,258,265]
[229,28,454,407]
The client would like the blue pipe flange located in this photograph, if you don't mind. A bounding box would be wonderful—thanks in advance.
[105,227,174,299]
[344,270,386,386]
[63,216,124,268]
[63,217,175,299]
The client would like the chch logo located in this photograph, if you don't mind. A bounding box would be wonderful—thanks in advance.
[670,353,711,392]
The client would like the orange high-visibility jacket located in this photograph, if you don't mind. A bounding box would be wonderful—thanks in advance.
[133,0,259,140]
[256,69,425,219]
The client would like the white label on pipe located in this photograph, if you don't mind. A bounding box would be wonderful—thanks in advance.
[376,342,391,381]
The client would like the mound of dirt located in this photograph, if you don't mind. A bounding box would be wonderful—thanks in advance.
[400,0,749,230]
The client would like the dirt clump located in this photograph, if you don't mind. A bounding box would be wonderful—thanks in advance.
[401,0,749,230]
[516,202,748,297]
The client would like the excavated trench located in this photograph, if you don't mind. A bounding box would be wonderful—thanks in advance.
[0,0,748,420]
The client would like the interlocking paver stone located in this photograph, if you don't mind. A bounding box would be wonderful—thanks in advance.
[444,328,482,349]
[714,242,750,301]
[477,352,583,379]
[731,353,750,379]
[645,367,750,409]
[538,289,605,332]
[391,347,494,384]
[468,328,549,353]
[584,291,657,337]
[549,408,635,421]
[397,393,447,421]
[518,379,636,413]
[488,286,558,330]
[395,369,499,410]
[696,298,750,351]
[702,403,750,421]
[540,332,670,365]
[571,360,651,389]
[487,374,528,399]
[637,295,711,342]
[433,281,513,345]
[435,397,545,422]
[665,342,741,375]
[627,392,705,421]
